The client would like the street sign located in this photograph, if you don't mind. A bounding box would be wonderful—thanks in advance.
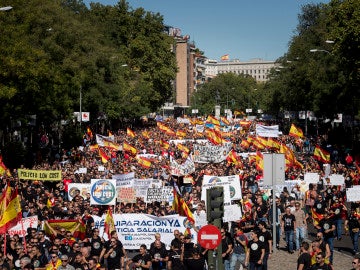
[197,224,221,249]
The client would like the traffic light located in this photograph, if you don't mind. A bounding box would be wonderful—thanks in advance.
[206,186,224,224]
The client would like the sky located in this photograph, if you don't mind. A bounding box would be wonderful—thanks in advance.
[83,0,329,61]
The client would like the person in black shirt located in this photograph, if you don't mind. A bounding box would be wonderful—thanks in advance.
[167,239,185,270]
[314,195,327,215]
[104,237,125,270]
[345,209,360,254]
[281,206,296,254]
[245,230,265,270]
[149,240,168,270]
[297,241,311,270]
[182,248,206,270]
[315,211,335,264]
[257,221,272,270]
[88,228,104,261]
[309,252,332,270]
[127,244,152,270]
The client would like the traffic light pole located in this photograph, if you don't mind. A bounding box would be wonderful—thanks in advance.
[206,187,225,270]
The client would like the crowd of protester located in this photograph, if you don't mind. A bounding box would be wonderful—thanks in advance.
[0,116,359,270]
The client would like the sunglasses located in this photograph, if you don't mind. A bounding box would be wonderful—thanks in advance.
[353,262,357,264]
[316,257,322,259]
[62,260,68,262]
[52,256,58,258]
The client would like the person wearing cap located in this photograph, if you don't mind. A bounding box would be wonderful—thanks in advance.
[244,230,265,270]
[57,255,75,270]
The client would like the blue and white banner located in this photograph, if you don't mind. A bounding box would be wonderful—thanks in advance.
[93,214,197,249]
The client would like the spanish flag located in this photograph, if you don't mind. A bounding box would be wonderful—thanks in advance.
[205,129,223,145]
[142,130,150,140]
[289,124,304,138]
[160,139,170,150]
[177,143,190,154]
[104,207,116,239]
[221,117,230,126]
[126,127,136,138]
[226,150,241,167]
[136,156,152,169]
[123,142,137,155]
[221,54,229,61]
[176,130,187,138]
[172,187,194,224]
[313,145,330,163]
[0,156,10,176]
[0,184,22,234]
[44,219,86,240]
[99,148,110,163]
[206,115,220,126]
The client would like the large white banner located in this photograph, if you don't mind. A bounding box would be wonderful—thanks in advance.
[255,124,279,138]
[8,216,39,237]
[93,214,197,249]
[192,142,232,163]
[201,175,242,204]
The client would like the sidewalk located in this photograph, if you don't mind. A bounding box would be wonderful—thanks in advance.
[268,238,353,269]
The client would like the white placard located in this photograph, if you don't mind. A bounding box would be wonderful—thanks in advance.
[304,172,320,184]
[326,174,345,186]
[346,188,360,202]
[223,204,242,222]
[8,216,39,237]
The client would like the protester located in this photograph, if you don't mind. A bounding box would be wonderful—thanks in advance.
[245,230,265,270]
[297,241,311,270]
[281,206,296,254]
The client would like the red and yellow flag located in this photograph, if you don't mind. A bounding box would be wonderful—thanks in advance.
[98,148,110,163]
[289,124,304,138]
[221,117,230,126]
[172,188,194,224]
[177,143,190,154]
[206,115,220,126]
[44,219,86,240]
[176,130,187,138]
[221,54,229,61]
[205,129,223,145]
[0,156,10,176]
[136,156,152,169]
[0,184,22,234]
[141,130,150,140]
[123,142,137,155]
[126,127,136,138]
[160,139,170,150]
[104,207,116,239]
[313,145,330,163]
[226,150,242,167]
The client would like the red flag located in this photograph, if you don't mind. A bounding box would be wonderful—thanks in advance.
[98,148,110,163]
